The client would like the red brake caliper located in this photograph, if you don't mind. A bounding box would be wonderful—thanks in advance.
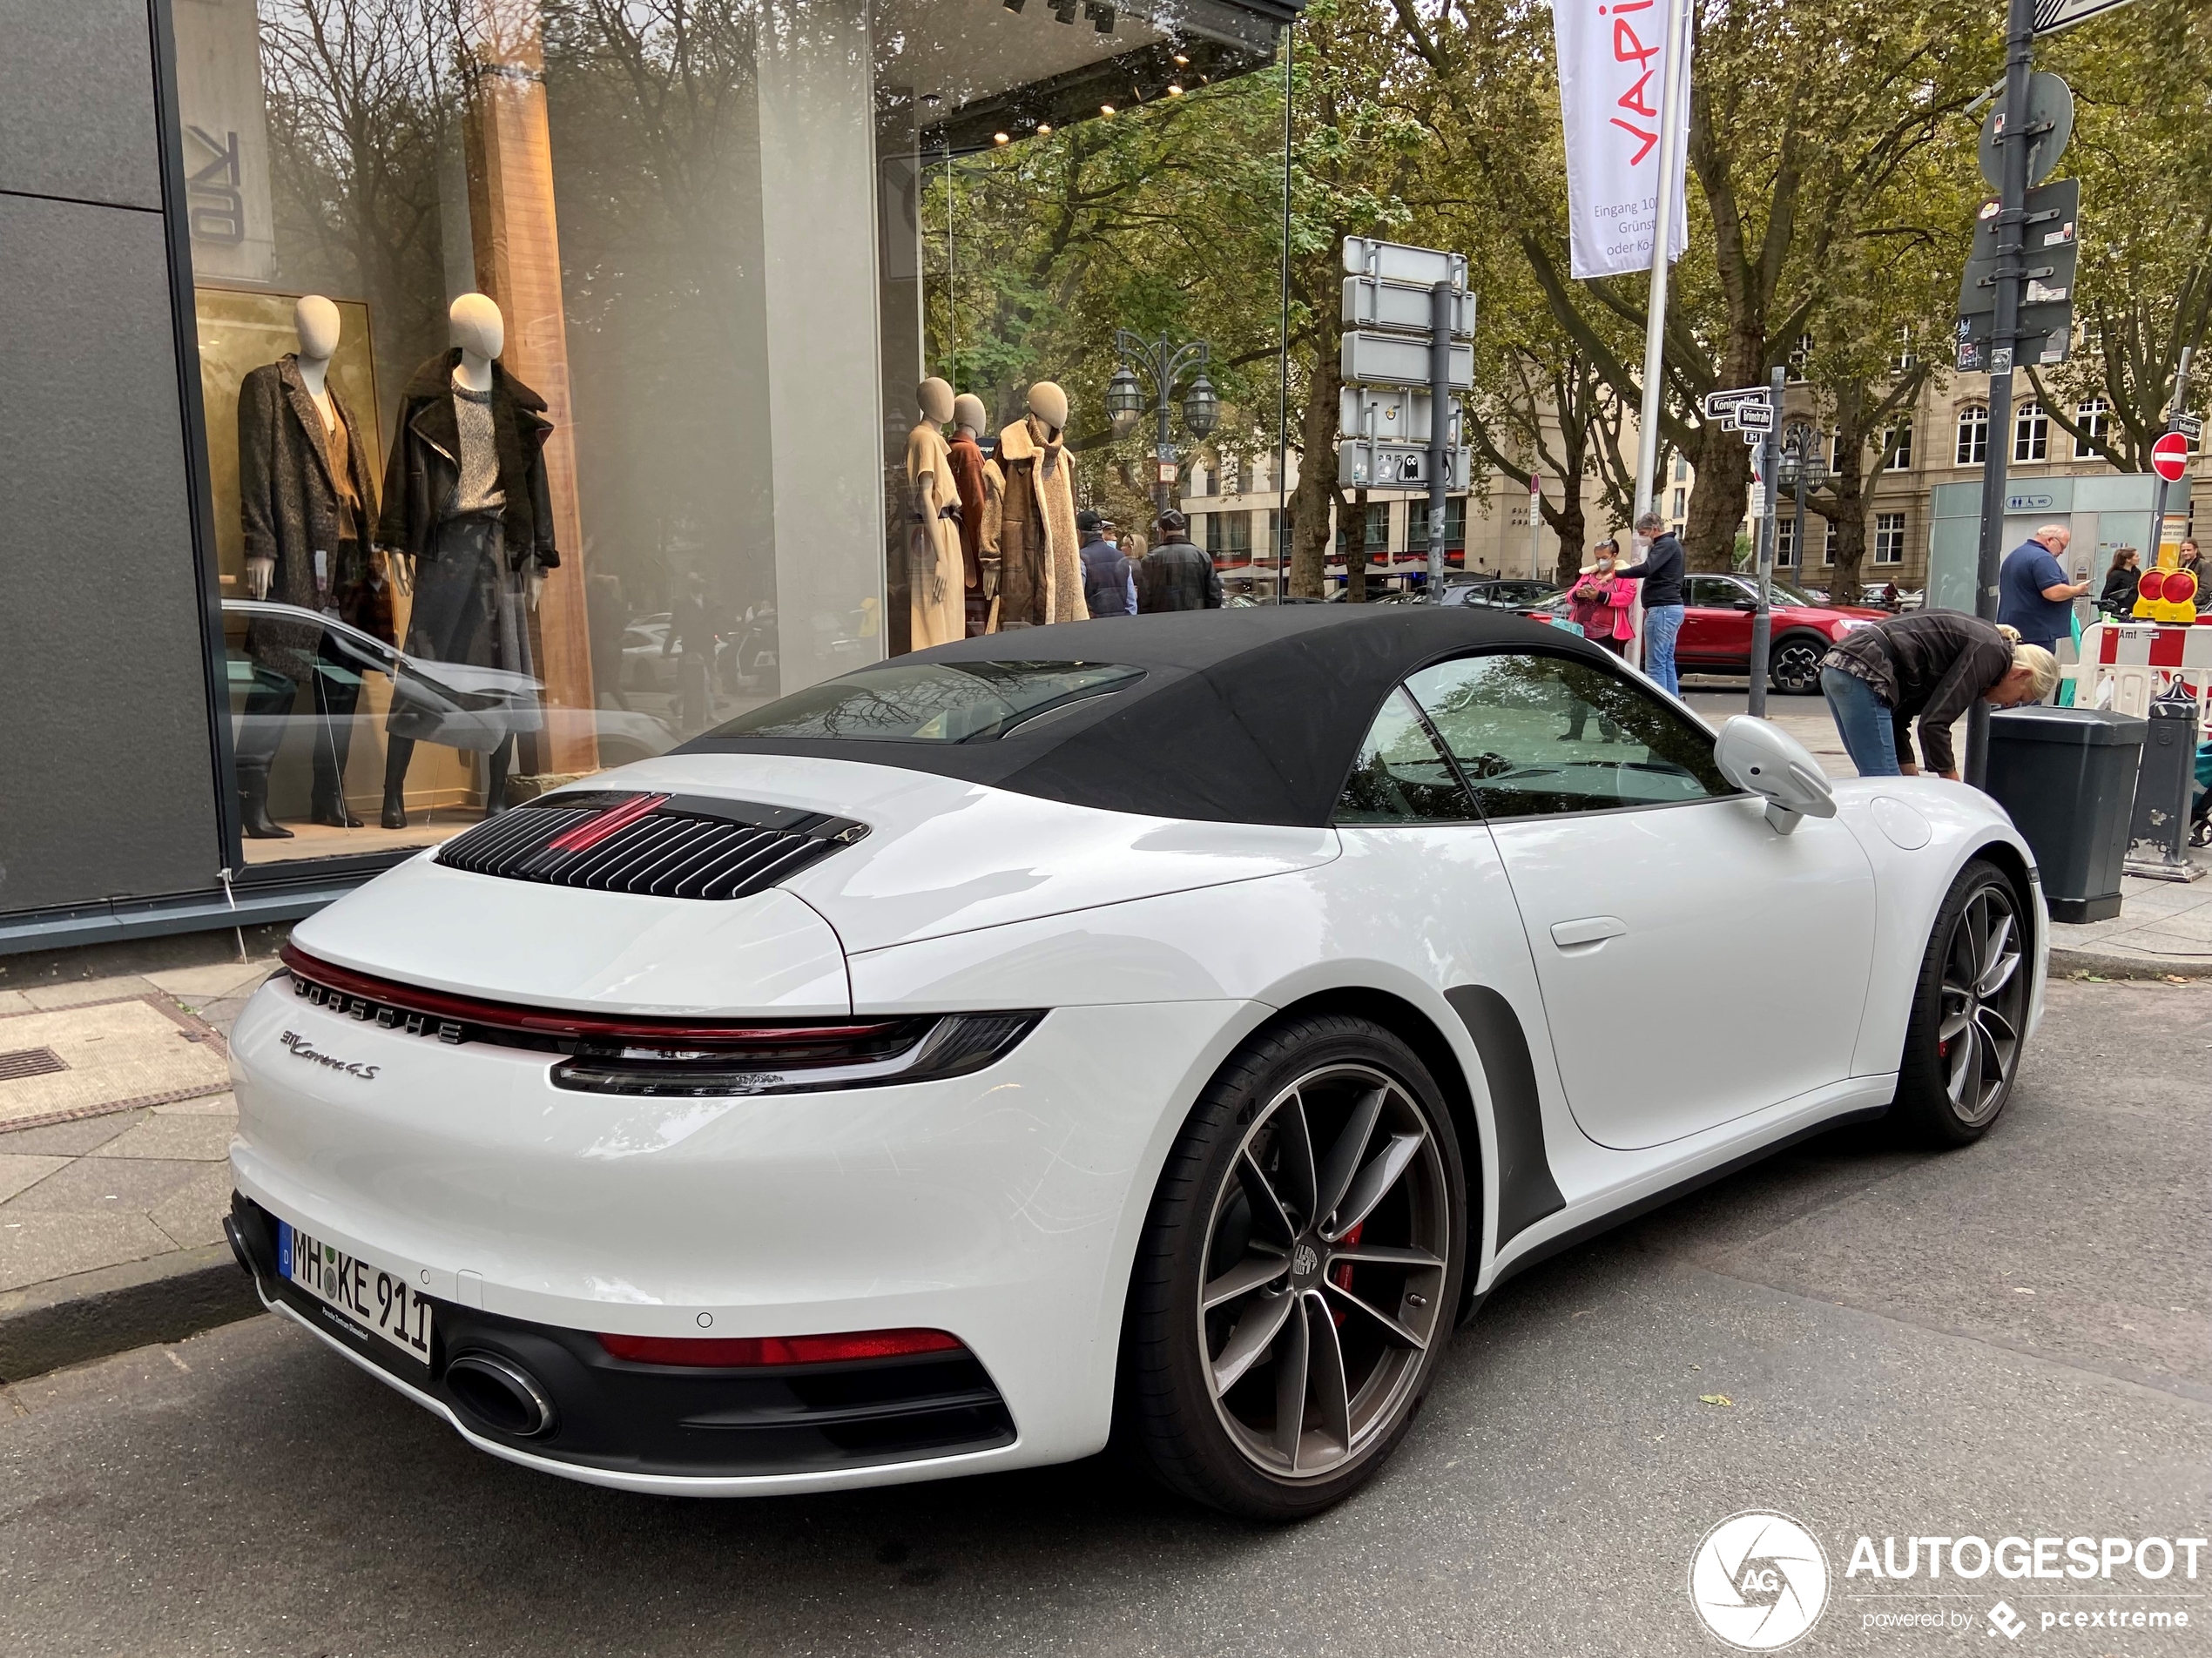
[1331,1222,1362,1324]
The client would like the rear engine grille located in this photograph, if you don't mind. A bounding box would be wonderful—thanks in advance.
[434,790,867,900]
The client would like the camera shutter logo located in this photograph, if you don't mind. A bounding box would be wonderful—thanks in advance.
[1689,1512,1831,1650]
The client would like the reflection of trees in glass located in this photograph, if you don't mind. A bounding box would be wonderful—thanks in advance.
[259,0,468,428]
[718,662,1138,741]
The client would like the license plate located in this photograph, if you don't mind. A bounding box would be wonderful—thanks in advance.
[276,1217,433,1364]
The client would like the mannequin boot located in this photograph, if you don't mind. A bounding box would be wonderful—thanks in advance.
[381,736,415,830]
[312,785,364,829]
[238,764,293,839]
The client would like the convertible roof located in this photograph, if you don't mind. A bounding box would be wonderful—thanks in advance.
[677,605,1604,826]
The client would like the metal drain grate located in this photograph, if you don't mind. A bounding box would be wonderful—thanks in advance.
[0,1046,67,1082]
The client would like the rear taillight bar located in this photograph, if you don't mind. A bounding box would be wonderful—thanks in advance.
[597,1328,964,1368]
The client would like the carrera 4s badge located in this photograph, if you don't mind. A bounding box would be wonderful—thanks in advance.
[279,1030,381,1080]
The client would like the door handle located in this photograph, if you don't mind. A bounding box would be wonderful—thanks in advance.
[1551,915,1627,949]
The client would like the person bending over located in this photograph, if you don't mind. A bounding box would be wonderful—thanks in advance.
[1818,611,2056,781]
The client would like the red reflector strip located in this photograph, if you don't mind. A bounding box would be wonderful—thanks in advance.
[597,1328,963,1368]
[544,792,671,853]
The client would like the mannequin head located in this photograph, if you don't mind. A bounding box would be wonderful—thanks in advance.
[449,293,505,362]
[917,377,954,426]
[1026,381,1069,433]
[953,393,988,435]
[294,295,341,362]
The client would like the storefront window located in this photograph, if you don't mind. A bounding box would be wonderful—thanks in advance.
[171,0,1285,865]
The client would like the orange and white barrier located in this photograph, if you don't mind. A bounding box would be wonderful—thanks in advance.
[2069,622,2212,738]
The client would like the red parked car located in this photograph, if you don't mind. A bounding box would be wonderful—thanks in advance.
[1524,573,1886,693]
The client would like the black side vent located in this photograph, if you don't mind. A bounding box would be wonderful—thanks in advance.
[434,791,867,900]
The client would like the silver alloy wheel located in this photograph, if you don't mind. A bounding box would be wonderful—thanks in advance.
[1196,1063,1451,1479]
[1771,638,1824,693]
[1938,882,2025,1126]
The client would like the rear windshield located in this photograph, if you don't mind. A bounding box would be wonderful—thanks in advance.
[707,661,1143,744]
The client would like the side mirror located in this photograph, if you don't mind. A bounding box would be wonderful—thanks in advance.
[1714,715,1838,835]
[1731,597,1758,611]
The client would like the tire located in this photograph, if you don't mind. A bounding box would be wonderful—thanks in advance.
[1769,634,1827,695]
[1892,859,2030,1146]
[1118,1013,1467,1520]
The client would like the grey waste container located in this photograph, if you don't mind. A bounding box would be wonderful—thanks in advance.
[2124,687,2202,880]
[1983,705,2148,923]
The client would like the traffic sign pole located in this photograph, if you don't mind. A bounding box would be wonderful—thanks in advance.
[2147,346,2195,563]
[1966,0,2040,791]
[1428,279,1453,596]
[1746,368,1784,719]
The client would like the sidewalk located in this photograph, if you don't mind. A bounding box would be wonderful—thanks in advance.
[0,957,276,1379]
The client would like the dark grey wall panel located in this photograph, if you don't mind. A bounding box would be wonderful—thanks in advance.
[0,192,221,913]
[0,0,162,208]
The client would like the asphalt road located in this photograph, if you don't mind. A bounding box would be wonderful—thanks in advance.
[3,978,2206,1657]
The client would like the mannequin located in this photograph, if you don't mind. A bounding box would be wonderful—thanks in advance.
[993,381,1087,628]
[905,378,967,650]
[947,393,992,637]
[377,293,561,827]
[234,294,390,835]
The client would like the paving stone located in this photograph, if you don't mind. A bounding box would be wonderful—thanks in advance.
[0,992,32,1015]
[0,1156,218,1216]
[147,1166,237,1250]
[0,1112,147,1157]
[88,1113,237,1163]
[0,1155,69,1206]
[0,1210,179,1292]
[20,976,161,1011]
[152,1093,239,1118]
[143,961,279,1001]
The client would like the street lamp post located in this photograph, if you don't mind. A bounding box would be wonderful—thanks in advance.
[1108,331,1218,517]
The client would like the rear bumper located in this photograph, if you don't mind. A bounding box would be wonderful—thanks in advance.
[226,974,1251,1490]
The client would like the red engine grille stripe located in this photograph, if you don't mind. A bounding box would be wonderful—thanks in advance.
[543,792,671,853]
[278,943,895,1048]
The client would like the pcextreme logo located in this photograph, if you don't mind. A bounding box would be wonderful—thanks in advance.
[1689,1512,1831,1650]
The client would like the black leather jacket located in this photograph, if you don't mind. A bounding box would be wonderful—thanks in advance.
[1136,536,1223,612]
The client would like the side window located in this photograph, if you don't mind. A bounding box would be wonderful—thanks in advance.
[1685,576,1734,609]
[1334,690,1479,824]
[1404,652,1737,819]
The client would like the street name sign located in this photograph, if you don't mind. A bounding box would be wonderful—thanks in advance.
[1340,385,1452,445]
[1342,237,1468,290]
[2177,414,2202,442]
[2033,0,2134,36]
[2151,431,2189,483]
[1343,276,1476,338]
[1340,329,1474,390]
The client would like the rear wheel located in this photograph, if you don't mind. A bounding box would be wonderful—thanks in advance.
[1769,635,1827,695]
[1119,1014,1465,1520]
[1893,859,2029,1145]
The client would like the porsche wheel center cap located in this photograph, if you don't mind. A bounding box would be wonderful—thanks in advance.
[1290,1241,1322,1284]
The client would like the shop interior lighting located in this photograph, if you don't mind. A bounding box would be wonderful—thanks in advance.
[1173,52,1189,64]
[1036,122,1052,135]
[1100,103,1116,116]
[1166,84,1184,96]
[993,131,1011,145]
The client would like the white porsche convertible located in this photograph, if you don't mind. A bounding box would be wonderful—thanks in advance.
[225,606,2043,1520]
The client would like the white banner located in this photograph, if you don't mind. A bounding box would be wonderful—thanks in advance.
[1552,0,1691,280]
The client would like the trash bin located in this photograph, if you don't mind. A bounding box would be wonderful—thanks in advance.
[2125,686,2203,881]
[1982,705,2147,923]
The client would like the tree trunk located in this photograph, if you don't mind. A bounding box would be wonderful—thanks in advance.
[1548,494,1587,588]
[1824,385,1877,605]
[1683,420,1751,573]
[1287,311,1344,600]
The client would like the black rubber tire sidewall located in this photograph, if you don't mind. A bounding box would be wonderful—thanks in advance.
[1892,858,2023,1147]
[1770,636,1827,695]
[1116,1012,1467,1521]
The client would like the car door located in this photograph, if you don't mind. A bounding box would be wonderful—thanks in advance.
[1676,575,1754,670]
[1402,649,1877,1149]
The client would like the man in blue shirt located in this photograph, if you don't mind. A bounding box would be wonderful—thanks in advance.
[1997,523,2087,652]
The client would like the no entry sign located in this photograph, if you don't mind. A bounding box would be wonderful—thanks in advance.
[2151,430,2189,482]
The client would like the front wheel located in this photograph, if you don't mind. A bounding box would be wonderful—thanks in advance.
[1118,1014,1465,1520]
[1892,859,2030,1145]
[1769,635,1827,695]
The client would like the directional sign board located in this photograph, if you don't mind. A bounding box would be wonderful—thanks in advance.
[1338,440,1472,490]
[1343,276,1476,339]
[1955,310,2070,370]
[1732,401,1775,433]
[1703,387,1770,419]
[2151,430,2190,483]
[1340,385,1454,446]
[1342,237,1468,291]
[2177,414,2202,443]
[1958,179,2079,320]
[1341,330,1474,390]
[2033,0,2134,36]
[1979,71,2074,191]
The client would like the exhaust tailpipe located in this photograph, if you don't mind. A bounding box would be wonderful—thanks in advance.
[445,1351,558,1438]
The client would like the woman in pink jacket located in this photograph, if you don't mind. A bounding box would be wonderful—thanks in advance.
[1566,539,1636,655]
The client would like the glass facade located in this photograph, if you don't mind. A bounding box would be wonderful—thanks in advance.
[167,0,1288,871]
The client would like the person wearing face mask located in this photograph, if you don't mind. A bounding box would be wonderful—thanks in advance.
[1565,536,1635,656]
[1818,612,2058,781]
[1612,510,1684,694]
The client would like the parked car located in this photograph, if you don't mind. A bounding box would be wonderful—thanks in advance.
[1676,574,1887,694]
[226,608,2043,1520]
[1437,577,1561,611]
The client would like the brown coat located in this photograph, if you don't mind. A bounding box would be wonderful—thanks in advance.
[993,417,1088,628]
[946,432,988,590]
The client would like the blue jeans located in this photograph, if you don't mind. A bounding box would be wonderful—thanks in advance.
[1642,603,1684,696]
[1821,666,1902,777]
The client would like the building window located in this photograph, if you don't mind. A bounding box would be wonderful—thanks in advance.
[1406,497,1466,556]
[1673,454,1689,482]
[1956,405,1989,465]
[1777,515,1795,565]
[2074,399,2110,460]
[1890,325,1918,374]
[2013,401,2049,462]
[1671,487,1686,519]
[1787,334,1814,382]
[1883,423,1912,471]
[1224,511,1252,556]
[1823,522,1839,567]
[1872,512,1906,565]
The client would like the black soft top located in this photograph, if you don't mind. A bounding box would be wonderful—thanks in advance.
[677,605,1605,826]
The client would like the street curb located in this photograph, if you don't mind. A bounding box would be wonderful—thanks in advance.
[2049,946,2212,981]
[0,1244,263,1384]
